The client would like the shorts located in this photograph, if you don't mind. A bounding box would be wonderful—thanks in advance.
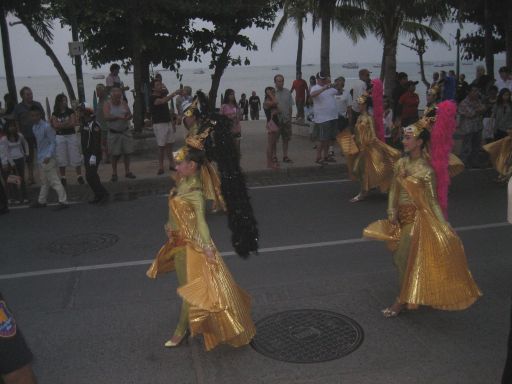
[278,120,292,141]
[153,122,175,146]
[56,134,82,167]
[108,131,134,156]
[25,136,37,164]
[312,120,338,141]
[0,297,33,375]
[337,116,348,132]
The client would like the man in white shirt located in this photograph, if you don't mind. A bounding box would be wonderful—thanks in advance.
[348,69,370,127]
[334,76,351,132]
[310,72,338,165]
[495,66,512,92]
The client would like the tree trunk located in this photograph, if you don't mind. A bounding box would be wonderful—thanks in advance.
[483,0,494,79]
[1,10,17,104]
[209,40,235,112]
[129,4,144,133]
[506,6,512,68]
[320,14,331,76]
[141,55,151,118]
[20,20,76,102]
[295,26,303,77]
[71,23,85,103]
[383,36,398,97]
[379,48,385,80]
[418,51,430,89]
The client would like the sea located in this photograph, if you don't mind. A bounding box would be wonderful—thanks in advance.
[0,60,506,116]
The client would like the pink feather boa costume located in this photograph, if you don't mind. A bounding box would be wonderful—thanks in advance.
[429,100,457,218]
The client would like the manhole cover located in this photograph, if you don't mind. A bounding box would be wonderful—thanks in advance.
[47,233,119,256]
[251,309,364,363]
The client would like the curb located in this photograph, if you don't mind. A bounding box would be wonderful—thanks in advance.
[25,163,350,203]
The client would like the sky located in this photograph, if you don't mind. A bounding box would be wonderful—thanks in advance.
[0,14,504,77]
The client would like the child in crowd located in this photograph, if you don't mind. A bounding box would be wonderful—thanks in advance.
[0,118,29,204]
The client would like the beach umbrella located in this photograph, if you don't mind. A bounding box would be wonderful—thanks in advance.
[45,97,51,118]
[92,90,98,111]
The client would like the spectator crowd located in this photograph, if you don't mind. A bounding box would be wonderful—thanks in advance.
[1,63,511,214]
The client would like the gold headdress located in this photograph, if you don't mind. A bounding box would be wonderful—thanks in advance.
[403,119,430,138]
[173,146,189,162]
[173,127,212,162]
[427,85,441,97]
[183,98,199,118]
[357,92,369,105]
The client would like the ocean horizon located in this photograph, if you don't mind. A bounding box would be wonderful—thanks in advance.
[0,59,505,115]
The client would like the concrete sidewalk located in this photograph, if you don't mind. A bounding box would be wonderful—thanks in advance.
[27,120,349,202]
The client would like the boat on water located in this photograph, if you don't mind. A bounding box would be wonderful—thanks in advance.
[372,64,381,68]
[342,62,359,69]
[92,74,105,80]
[305,64,314,67]
[193,69,205,74]
[417,61,433,66]
[272,66,280,70]
[433,62,454,68]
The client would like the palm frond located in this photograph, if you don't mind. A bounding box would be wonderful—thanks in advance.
[401,20,448,46]
[270,11,289,50]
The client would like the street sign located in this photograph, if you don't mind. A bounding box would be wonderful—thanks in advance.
[68,41,84,56]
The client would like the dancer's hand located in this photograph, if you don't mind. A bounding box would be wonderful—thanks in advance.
[204,249,217,264]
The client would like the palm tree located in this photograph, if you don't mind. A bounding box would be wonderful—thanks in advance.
[311,0,367,76]
[355,0,450,96]
[271,0,309,77]
[9,2,77,101]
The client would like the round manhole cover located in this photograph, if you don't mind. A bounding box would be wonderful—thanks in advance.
[251,309,364,363]
[47,233,119,256]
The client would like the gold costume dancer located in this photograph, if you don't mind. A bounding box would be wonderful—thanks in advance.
[339,94,400,203]
[147,94,258,350]
[364,104,481,317]
[483,131,512,182]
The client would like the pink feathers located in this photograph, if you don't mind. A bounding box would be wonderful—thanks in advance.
[430,100,457,218]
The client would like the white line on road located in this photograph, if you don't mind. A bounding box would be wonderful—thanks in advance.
[1,221,509,281]
[156,179,351,197]
[249,179,350,190]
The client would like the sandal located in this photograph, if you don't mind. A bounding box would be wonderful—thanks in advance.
[315,159,328,166]
[349,193,366,203]
[282,156,293,163]
[164,329,190,348]
[381,302,403,318]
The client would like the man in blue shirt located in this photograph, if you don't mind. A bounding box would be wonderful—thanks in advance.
[29,105,68,210]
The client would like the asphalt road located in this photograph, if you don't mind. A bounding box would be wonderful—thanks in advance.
[1,169,511,384]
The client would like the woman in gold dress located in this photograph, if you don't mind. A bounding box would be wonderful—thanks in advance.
[364,101,482,317]
[339,93,401,203]
[147,100,258,350]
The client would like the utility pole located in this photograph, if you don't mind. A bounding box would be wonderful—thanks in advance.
[70,23,85,103]
[456,28,461,79]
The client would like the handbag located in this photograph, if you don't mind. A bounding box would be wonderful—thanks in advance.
[6,172,21,187]
[266,119,279,133]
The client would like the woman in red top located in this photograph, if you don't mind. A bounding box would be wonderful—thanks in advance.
[398,81,420,127]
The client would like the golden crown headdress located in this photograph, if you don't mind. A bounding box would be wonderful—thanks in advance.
[403,117,432,138]
[357,92,369,105]
[183,98,199,118]
[427,85,441,97]
[173,127,212,162]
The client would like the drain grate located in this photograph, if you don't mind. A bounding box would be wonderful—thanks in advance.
[251,309,364,363]
[47,233,119,256]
